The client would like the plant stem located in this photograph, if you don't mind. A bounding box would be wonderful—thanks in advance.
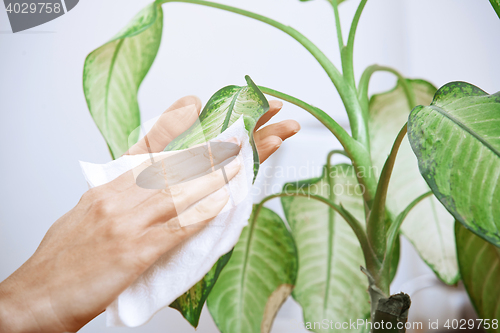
[326,149,349,160]
[366,125,407,262]
[344,0,368,90]
[372,293,411,333]
[340,0,370,153]
[328,0,344,51]
[259,87,352,151]
[259,86,378,204]
[358,65,417,113]
[361,266,388,321]
[325,150,340,315]
[345,86,370,151]
[254,192,372,266]
[337,0,370,152]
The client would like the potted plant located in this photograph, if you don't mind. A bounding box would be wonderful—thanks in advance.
[83,0,500,331]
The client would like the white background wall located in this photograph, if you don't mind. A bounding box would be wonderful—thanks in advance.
[1,0,499,332]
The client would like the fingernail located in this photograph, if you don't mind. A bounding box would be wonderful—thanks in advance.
[275,138,283,149]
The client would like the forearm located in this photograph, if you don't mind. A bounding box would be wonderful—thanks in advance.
[0,262,68,333]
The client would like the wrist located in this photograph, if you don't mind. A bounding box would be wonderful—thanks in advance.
[0,276,34,332]
[0,262,68,333]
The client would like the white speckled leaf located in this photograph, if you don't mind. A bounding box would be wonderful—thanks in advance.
[281,164,370,333]
[83,3,163,158]
[369,79,459,284]
[207,207,297,333]
[456,222,500,331]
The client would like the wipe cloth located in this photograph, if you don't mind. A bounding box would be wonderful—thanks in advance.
[79,118,254,327]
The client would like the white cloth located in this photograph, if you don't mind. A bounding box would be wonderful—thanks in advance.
[79,118,254,327]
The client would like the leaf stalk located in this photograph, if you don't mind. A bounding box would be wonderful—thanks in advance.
[366,124,407,264]
[256,192,371,265]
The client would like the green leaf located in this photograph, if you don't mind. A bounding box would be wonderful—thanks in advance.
[83,3,268,323]
[83,2,163,159]
[456,222,500,331]
[490,0,500,19]
[369,79,459,284]
[166,75,268,150]
[169,251,232,327]
[166,75,269,176]
[167,76,269,325]
[207,207,297,333]
[408,82,500,247]
[281,164,371,332]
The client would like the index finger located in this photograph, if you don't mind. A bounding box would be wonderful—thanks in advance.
[126,95,202,156]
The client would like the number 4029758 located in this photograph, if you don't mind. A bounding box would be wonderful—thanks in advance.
[444,319,498,330]
[6,2,62,14]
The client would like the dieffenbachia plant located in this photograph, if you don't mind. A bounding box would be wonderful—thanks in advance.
[83,0,500,331]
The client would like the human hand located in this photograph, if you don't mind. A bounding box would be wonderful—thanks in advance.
[126,96,300,162]
[0,96,299,333]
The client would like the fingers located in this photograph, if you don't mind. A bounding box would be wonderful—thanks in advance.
[143,187,230,255]
[255,120,300,162]
[164,139,240,185]
[131,138,240,190]
[168,156,239,212]
[83,145,239,227]
[256,136,283,163]
[165,95,202,114]
[126,96,202,155]
[104,134,240,212]
[130,156,241,225]
[255,100,283,131]
[255,119,300,142]
[168,186,230,227]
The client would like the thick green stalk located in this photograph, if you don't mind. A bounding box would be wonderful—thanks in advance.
[344,86,370,151]
[339,0,368,109]
[366,125,407,265]
[340,0,370,152]
[259,86,378,205]
[259,87,352,152]
[344,0,368,90]
[328,0,344,51]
